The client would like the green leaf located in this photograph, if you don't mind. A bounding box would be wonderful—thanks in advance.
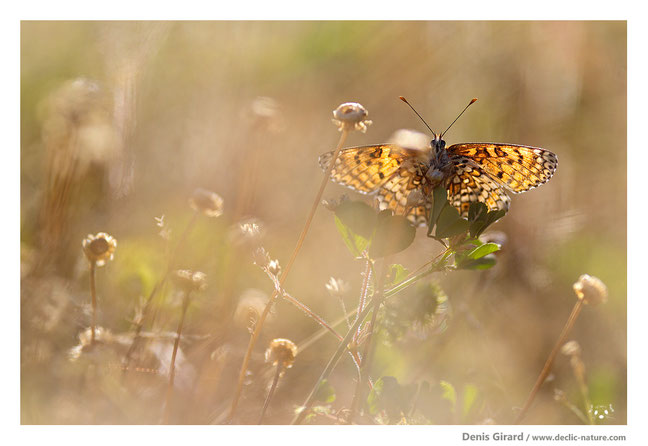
[466,242,500,260]
[334,200,377,239]
[387,264,410,287]
[458,254,497,270]
[439,380,457,413]
[314,379,336,404]
[434,205,470,239]
[468,201,506,238]
[431,186,449,225]
[462,383,479,419]
[369,210,416,258]
[468,202,488,222]
[334,215,370,257]
[367,376,416,419]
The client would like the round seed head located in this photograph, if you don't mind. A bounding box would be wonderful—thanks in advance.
[250,96,285,133]
[82,232,117,266]
[560,340,582,357]
[265,338,298,369]
[173,269,207,293]
[573,274,608,306]
[189,188,224,217]
[332,102,372,133]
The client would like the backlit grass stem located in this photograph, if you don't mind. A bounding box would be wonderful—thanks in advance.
[162,290,192,424]
[89,262,97,344]
[122,211,199,372]
[347,257,389,424]
[514,298,584,424]
[291,297,377,425]
[227,127,350,421]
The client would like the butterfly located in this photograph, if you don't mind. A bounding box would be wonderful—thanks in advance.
[319,99,558,227]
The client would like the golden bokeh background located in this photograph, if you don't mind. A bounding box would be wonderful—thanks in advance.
[21,21,626,424]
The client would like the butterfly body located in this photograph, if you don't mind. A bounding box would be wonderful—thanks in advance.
[319,132,557,227]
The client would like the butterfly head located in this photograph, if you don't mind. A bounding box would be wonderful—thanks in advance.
[430,133,447,160]
[431,133,446,151]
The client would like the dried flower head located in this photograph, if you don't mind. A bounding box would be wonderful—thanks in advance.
[561,340,582,357]
[252,247,271,268]
[590,404,615,421]
[68,326,112,361]
[553,388,567,402]
[155,215,171,240]
[230,218,265,245]
[573,274,608,306]
[250,96,285,133]
[267,259,281,277]
[332,102,372,133]
[189,188,224,217]
[82,232,117,266]
[42,78,119,176]
[325,277,350,298]
[173,269,207,293]
[234,288,270,330]
[265,338,298,369]
[239,220,263,238]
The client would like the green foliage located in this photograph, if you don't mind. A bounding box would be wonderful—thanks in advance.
[387,264,410,287]
[314,379,336,404]
[366,377,484,424]
[455,241,501,270]
[383,280,450,342]
[367,376,417,420]
[428,186,469,239]
[462,383,480,421]
[439,380,457,410]
[333,200,415,258]
[427,186,507,242]
[467,202,507,238]
[333,192,503,270]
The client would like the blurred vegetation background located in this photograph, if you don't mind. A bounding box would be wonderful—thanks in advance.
[20,21,626,425]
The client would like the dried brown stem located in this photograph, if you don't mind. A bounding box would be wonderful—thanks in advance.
[291,298,377,425]
[162,292,192,424]
[89,262,97,344]
[227,128,349,422]
[257,364,283,424]
[514,298,584,424]
[122,211,199,371]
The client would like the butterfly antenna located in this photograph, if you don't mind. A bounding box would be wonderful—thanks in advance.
[441,98,478,138]
[399,96,435,135]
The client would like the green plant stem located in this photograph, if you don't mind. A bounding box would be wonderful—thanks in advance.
[514,298,584,424]
[291,297,377,425]
[384,249,452,298]
[122,211,199,372]
[278,285,362,370]
[296,255,448,355]
[227,128,349,422]
[257,364,283,424]
[556,393,590,424]
[162,291,192,424]
[89,262,97,344]
[347,258,388,424]
[572,358,595,425]
[354,258,372,340]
